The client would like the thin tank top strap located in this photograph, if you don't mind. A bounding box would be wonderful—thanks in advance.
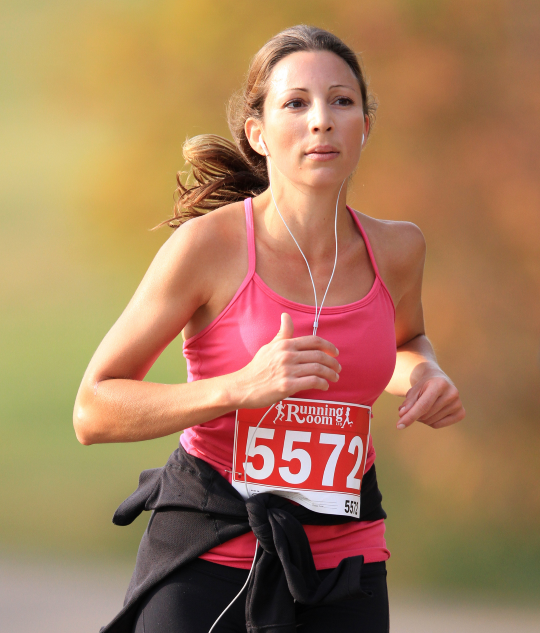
[346,205,382,279]
[244,197,257,276]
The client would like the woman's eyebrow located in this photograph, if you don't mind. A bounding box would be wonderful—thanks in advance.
[283,84,357,92]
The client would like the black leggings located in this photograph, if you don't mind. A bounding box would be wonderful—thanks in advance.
[133,558,389,633]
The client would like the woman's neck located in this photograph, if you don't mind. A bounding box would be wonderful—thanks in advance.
[255,175,354,261]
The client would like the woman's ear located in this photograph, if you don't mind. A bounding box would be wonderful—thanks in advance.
[362,114,370,146]
[245,118,267,157]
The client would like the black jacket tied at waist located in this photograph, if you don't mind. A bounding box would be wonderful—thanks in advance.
[100,444,386,633]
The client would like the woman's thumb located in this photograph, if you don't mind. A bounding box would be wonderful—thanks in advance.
[273,313,294,341]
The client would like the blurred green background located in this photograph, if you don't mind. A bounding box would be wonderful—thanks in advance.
[1,0,539,604]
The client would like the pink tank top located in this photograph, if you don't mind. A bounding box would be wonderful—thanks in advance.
[181,198,396,569]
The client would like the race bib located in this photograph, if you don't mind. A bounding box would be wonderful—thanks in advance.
[232,397,371,518]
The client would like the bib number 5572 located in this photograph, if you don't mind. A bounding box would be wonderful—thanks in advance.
[245,427,363,490]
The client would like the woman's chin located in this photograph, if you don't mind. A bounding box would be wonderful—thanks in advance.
[301,170,351,190]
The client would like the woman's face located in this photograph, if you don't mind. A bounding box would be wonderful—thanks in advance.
[248,50,368,190]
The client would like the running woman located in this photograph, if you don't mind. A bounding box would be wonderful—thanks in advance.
[74,25,465,633]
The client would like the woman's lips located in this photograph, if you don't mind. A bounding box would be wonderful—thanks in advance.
[305,150,340,161]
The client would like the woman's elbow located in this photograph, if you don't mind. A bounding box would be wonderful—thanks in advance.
[73,403,98,445]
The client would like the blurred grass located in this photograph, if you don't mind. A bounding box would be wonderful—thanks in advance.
[0,289,183,558]
[1,0,539,603]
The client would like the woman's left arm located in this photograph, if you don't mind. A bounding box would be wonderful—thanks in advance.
[383,223,466,430]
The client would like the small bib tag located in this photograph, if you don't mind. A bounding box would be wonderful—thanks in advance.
[232,397,371,518]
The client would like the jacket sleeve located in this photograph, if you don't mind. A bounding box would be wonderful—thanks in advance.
[112,467,164,526]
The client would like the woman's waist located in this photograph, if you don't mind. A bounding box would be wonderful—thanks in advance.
[200,518,389,570]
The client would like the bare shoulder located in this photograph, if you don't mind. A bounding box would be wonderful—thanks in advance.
[353,211,425,266]
[145,201,248,314]
[351,210,426,302]
[164,200,246,258]
[153,201,245,280]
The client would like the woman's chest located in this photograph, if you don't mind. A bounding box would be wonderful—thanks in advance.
[186,282,396,405]
[254,235,376,309]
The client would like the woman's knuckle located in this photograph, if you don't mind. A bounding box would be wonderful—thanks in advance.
[279,377,291,392]
[281,350,293,364]
[276,340,289,353]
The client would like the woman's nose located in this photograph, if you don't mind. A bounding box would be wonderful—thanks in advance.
[309,101,333,133]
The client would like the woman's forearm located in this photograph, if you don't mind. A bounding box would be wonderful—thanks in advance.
[74,314,342,445]
[74,373,241,445]
[385,334,448,397]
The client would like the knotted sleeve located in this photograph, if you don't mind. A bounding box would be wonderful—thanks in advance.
[112,467,165,526]
[245,494,372,633]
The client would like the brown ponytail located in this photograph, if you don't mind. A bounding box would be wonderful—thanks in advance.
[162,25,377,228]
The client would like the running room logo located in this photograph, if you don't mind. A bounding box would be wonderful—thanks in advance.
[272,401,353,428]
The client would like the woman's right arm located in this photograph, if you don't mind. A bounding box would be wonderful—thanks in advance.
[73,211,340,445]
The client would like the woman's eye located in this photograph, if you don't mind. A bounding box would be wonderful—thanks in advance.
[285,99,305,109]
[334,97,354,106]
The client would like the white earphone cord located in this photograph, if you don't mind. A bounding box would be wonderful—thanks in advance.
[267,159,345,336]
[207,541,259,633]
